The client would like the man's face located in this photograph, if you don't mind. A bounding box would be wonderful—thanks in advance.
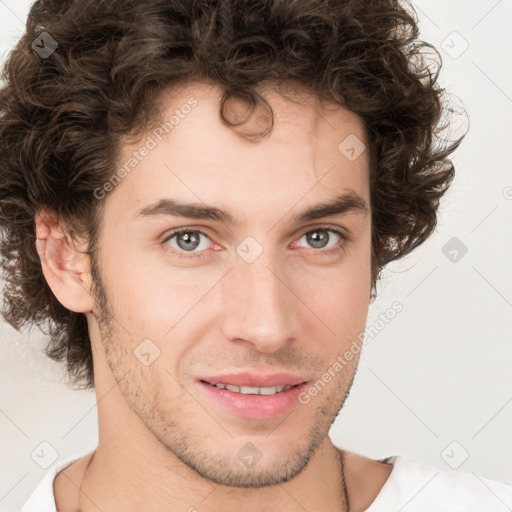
[89,81,372,487]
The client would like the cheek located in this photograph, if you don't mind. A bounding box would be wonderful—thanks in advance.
[306,274,370,340]
[296,244,372,342]
[104,256,222,339]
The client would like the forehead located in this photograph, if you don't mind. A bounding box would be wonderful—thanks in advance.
[151,80,368,148]
[108,81,370,223]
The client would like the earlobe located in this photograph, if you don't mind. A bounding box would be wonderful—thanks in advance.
[34,210,94,314]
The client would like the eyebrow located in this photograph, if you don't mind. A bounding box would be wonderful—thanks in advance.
[134,190,369,226]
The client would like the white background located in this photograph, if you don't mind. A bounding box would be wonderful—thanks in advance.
[1,1,511,510]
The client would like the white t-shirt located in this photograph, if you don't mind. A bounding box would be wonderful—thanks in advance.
[21,452,512,511]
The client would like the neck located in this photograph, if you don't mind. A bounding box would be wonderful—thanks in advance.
[79,434,349,512]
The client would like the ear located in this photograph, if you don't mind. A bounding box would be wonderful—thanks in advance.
[34,209,94,314]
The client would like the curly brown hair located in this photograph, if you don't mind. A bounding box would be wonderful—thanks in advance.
[0,0,465,390]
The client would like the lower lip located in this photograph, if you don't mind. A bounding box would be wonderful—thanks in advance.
[197,381,308,420]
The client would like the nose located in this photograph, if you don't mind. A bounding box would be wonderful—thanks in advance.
[219,246,301,354]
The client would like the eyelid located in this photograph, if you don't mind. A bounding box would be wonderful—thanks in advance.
[296,223,351,241]
[162,223,350,242]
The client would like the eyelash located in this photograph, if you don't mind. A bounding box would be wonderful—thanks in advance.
[162,225,349,260]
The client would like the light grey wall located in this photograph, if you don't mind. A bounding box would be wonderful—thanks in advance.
[1,1,511,510]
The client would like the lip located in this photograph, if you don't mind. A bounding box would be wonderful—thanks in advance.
[198,380,309,420]
[198,372,308,388]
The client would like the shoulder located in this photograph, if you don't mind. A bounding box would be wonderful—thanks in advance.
[366,455,512,512]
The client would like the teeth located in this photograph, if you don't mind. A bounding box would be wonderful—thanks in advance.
[211,383,293,395]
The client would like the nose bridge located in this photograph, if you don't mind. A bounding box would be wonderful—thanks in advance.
[220,242,299,352]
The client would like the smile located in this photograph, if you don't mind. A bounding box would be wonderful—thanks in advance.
[207,382,295,395]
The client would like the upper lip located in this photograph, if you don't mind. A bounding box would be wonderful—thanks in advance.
[199,372,308,388]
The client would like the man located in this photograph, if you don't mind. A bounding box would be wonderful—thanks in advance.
[0,0,510,510]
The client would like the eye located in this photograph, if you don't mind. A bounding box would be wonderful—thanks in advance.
[163,228,213,259]
[294,227,347,255]
[162,225,348,260]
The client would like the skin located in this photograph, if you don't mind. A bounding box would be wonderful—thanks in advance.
[35,81,393,511]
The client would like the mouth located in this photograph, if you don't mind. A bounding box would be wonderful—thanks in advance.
[197,377,309,420]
